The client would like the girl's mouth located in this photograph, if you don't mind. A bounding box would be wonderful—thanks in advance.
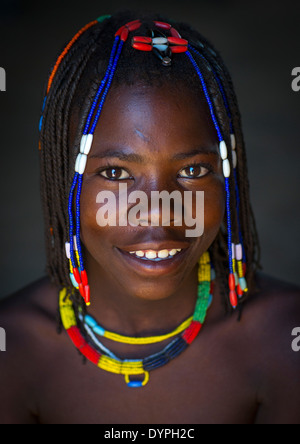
[128,248,182,262]
[115,241,191,277]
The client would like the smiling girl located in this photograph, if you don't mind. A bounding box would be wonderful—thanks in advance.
[0,11,300,425]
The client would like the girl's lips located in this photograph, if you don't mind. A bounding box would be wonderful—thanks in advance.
[115,243,191,277]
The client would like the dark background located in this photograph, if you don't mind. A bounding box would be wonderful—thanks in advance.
[0,0,299,299]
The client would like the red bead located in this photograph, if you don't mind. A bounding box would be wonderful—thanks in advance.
[120,27,129,42]
[229,290,238,309]
[80,269,88,287]
[84,285,90,305]
[73,267,81,284]
[154,21,172,30]
[228,273,236,291]
[133,36,152,44]
[127,20,142,32]
[170,27,181,39]
[80,344,101,364]
[67,326,86,349]
[170,46,188,54]
[115,25,126,37]
[132,42,152,52]
[168,37,188,46]
[182,321,202,344]
[243,262,247,276]
[78,283,85,299]
[237,284,243,297]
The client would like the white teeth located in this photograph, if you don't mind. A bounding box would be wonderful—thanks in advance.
[145,251,157,259]
[158,249,169,258]
[129,248,182,260]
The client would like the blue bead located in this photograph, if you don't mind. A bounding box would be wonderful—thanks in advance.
[84,315,98,329]
[93,326,105,336]
[69,273,78,288]
[42,96,47,112]
[127,381,143,388]
[239,277,247,291]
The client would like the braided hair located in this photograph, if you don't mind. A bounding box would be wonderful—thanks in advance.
[39,10,261,314]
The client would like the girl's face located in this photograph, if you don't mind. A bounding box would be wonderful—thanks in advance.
[80,83,225,301]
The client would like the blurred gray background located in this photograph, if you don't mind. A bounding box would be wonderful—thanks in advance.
[0,0,299,298]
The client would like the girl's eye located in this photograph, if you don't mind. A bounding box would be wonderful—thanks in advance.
[178,164,210,179]
[99,167,131,180]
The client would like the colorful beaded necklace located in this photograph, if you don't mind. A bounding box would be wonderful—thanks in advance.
[59,252,213,387]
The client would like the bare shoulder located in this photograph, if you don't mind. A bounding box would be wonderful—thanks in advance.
[0,276,59,342]
[0,277,59,424]
[240,272,300,424]
[242,271,300,335]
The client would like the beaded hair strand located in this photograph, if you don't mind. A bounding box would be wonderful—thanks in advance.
[39,11,261,314]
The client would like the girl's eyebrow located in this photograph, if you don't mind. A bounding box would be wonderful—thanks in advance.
[89,147,218,163]
[172,147,219,160]
[89,150,144,163]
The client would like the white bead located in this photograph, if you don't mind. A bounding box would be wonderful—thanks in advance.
[222,159,231,178]
[219,141,228,160]
[235,243,243,261]
[65,242,71,259]
[231,133,236,150]
[75,153,80,172]
[152,37,168,44]
[83,134,93,155]
[231,243,235,259]
[73,236,78,251]
[232,150,237,169]
[80,134,93,155]
[75,153,87,174]
[153,44,169,52]
[80,135,87,153]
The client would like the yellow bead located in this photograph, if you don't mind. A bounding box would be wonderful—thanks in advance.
[59,289,77,329]
[69,259,73,274]
[198,264,211,282]
[232,258,236,273]
[199,251,210,265]
[237,260,243,278]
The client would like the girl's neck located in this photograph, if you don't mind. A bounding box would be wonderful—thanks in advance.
[83,254,223,338]
[84,263,198,338]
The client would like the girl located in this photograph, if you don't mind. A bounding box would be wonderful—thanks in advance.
[0,10,300,424]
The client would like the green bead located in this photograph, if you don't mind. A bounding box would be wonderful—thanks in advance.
[97,15,112,23]
[194,282,210,323]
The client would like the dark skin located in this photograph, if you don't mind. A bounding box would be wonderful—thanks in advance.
[1,84,300,424]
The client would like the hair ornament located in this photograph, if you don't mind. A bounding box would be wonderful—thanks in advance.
[131,23,188,66]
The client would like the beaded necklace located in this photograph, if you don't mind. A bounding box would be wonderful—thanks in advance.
[59,252,213,387]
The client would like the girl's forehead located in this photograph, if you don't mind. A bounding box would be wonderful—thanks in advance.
[90,83,219,154]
